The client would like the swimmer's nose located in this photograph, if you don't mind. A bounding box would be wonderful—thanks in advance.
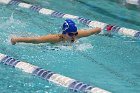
[71,37,75,42]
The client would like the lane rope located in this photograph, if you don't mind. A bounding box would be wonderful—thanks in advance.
[0,0,140,38]
[126,0,140,5]
[0,53,111,93]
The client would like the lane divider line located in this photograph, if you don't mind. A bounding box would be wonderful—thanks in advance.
[0,53,111,93]
[0,0,140,38]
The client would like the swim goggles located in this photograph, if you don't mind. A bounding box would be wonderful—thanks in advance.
[67,32,78,37]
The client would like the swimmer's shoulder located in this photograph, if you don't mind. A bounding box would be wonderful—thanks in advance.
[47,34,64,42]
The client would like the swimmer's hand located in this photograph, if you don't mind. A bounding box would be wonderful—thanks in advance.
[11,38,16,45]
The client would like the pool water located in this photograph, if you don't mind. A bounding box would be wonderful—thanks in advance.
[0,0,140,93]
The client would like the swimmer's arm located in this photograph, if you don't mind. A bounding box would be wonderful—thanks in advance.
[77,27,101,38]
[12,34,61,44]
[35,34,61,43]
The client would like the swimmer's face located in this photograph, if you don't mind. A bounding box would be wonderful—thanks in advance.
[67,32,78,37]
[64,32,78,42]
[66,32,78,38]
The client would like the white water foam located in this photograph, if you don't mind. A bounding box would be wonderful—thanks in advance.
[38,41,93,51]
[0,12,26,30]
[59,42,93,51]
[76,43,93,51]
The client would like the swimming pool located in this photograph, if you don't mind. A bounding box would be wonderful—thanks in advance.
[0,0,140,93]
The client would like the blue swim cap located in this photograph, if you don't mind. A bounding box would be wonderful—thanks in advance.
[62,19,77,34]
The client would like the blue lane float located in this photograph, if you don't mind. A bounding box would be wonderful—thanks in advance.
[0,0,140,39]
[0,53,111,93]
[30,5,42,12]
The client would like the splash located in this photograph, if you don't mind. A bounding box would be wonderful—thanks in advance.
[0,13,14,29]
[39,42,93,51]
[74,43,93,51]
[59,42,93,51]
[0,13,26,30]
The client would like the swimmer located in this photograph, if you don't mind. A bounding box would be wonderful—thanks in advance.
[11,19,101,45]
